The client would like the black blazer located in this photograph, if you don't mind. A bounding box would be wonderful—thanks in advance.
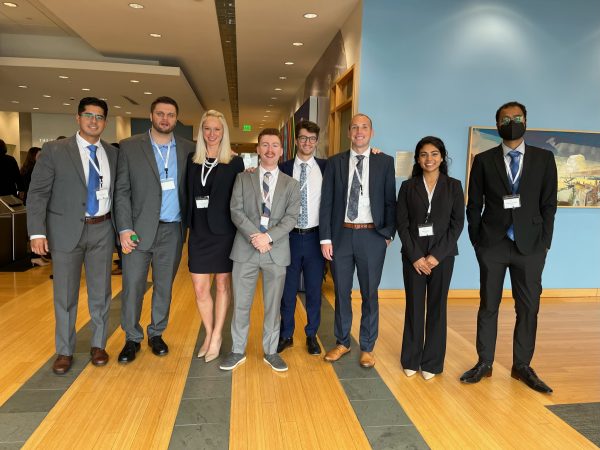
[396,173,464,263]
[319,150,396,247]
[185,153,244,235]
[467,144,557,255]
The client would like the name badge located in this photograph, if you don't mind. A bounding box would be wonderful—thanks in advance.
[161,178,176,191]
[503,194,521,209]
[260,215,269,229]
[418,223,434,237]
[195,196,209,208]
[96,188,109,200]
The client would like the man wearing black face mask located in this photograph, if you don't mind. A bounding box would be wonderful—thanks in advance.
[461,101,557,394]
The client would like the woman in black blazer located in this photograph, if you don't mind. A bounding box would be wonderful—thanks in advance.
[396,136,464,380]
[186,110,244,361]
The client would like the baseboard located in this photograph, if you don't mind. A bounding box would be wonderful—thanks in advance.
[351,288,599,300]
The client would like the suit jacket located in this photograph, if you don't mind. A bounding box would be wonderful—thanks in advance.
[467,144,557,255]
[319,150,396,248]
[26,135,118,252]
[229,169,300,266]
[114,132,194,251]
[396,173,464,263]
[185,154,244,235]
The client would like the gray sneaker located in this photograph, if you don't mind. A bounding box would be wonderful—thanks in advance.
[263,353,288,372]
[219,352,246,371]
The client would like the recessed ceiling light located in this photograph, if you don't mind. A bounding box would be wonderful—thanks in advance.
[58,75,69,79]
[2,2,18,7]
[18,85,27,88]
[284,61,294,65]
[130,79,140,83]
[274,88,282,91]
[263,115,269,118]
[303,13,318,19]
[149,33,162,38]
[114,105,122,109]
[42,94,51,98]
[292,42,303,46]
[10,100,19,104]
[32,107,39,110]
[81,88,91,91]
[100,97,107,101]
[62,103,70,106]
[268,104,273,107]
[271,97,277,100]
[279,76,287,80]
[128,2,143,8]
[143,91,152,95]
[126,111,132,115]
[266,110,271,113]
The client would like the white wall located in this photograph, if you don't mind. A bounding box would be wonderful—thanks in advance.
[31,113,117,146]
[0,111,20,158]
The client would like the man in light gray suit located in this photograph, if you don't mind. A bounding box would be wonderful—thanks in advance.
[27,97,118,374]
[219,128,300,372]
[114,96,194,363]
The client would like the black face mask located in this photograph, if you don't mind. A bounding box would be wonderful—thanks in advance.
[498,121,526,140]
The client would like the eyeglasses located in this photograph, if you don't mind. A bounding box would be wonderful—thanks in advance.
[499,115,524,126]
[297,135,317,143]
[80,112,105,121]
[155,111,177,119]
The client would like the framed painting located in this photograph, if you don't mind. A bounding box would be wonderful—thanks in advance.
[467,127,600,208]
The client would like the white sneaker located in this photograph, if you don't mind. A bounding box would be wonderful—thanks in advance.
[422,370,436,380]
[403,368,417,377]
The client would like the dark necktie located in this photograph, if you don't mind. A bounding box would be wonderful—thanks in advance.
[347,155,364,221]
[86,144,100,216]
[506,150,521,240]
[298,163,308,228]
[260,171,272,232]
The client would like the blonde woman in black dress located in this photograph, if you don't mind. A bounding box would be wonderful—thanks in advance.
[186,110,244,361]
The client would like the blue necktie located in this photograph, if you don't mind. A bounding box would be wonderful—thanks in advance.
[260,172,272,232]
[298,163,308,228]
[347,155,364,221]
[86,144,100,216]
[506,150,521,241]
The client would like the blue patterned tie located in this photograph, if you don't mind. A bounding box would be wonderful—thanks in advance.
[260,172,272,232]
[506,150,521,241]
[347,155,364,221]
[298,163,308,228]
[86,144,100,216]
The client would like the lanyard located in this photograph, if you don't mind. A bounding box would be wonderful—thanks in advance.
[423,176,437,221]
[86,148,104,187]
[504,152,523,186]
[201,159,218,186]
[149,131,173,178]
[353,157,366,194]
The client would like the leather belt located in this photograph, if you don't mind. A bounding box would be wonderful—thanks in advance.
[343,222,375,230]
[84,212,111,224]
[292,226,319,235]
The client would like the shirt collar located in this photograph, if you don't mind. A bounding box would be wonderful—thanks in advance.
[148,129,176,148]
[502,140,525,156]
[259,165,279,177]
[294,155,315,167]
[76,132,101,149]
[350,147,371,159]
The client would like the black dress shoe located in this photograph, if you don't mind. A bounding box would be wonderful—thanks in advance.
[460,362,493,383]
[277,337,293,353]
[118,340,141,363]
[148,335,169,356]
[511,365,553,393]
[306,336,321,355]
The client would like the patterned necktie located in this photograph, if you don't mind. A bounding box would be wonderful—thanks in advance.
[298,163,308,228]
[506,150,521,241]
[347,155,364,221]
[86,144,100,216]
[260,171,272,232]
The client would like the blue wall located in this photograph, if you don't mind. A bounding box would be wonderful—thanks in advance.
[360,0,600,289]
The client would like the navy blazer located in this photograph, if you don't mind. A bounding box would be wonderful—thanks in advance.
[319,150,396,248]
[396,173,464,264]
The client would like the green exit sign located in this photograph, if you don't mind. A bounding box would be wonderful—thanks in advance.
[243,124,252,132]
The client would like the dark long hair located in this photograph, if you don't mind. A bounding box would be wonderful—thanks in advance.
[411,136,449,178]
[20,147,41,176]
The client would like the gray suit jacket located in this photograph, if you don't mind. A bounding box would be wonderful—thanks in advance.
[230,169,300,266]
[114,132,194,251]
[27,135,118,252]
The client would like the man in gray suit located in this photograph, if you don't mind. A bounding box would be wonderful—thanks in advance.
[219,128,300,372]
[114,96,194,363]
[27,97,118,374]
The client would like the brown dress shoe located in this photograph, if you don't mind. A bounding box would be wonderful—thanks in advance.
[52,355,73,375]
[359,351,375,368]
[324,344,350,362]
[91,347,109,366]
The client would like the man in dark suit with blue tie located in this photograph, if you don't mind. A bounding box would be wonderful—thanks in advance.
[277,120,327,355]
[461,101,558,393]
[319,113,396,368]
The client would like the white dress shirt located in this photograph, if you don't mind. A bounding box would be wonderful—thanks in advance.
[293,156,322,228]
[345,147,374,223]
[76,132,111,217]
[501,140,526,184]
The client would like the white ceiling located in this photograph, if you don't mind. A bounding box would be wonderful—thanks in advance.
[0,0,360,142]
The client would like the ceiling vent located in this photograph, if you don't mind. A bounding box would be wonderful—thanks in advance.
[214,0,239,127]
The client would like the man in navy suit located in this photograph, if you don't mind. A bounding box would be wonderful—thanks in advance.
[319,114,396,368]
[277,120,327,355]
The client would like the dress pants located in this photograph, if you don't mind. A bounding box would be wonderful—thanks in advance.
[475,237,546,366]
[331,228,387,352]
[121,222,183,342]
[280,230,325,339]
[401,255,454,374]
[231,252,287,355]
[51,219,114,355]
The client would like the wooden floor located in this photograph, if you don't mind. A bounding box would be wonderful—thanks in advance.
[0,250,598,449]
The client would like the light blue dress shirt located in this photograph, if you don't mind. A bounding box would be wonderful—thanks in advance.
[149,131,181,222]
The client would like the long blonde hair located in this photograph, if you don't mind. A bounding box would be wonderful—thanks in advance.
[193,109,233,164]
